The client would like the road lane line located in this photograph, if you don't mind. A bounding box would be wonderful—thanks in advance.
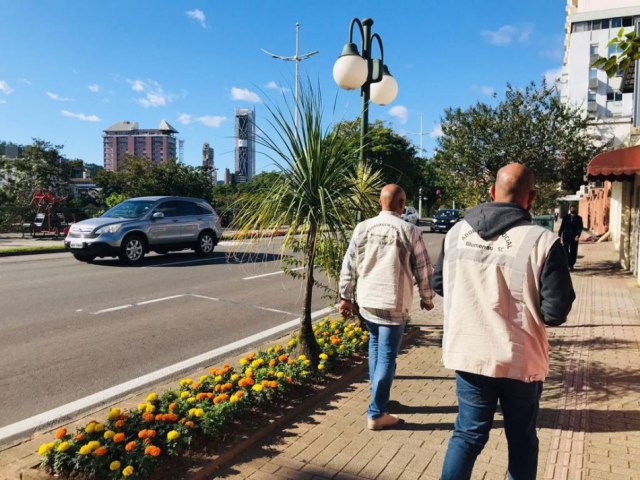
[243,266,304,280]
[136,295,185,306]
[189,294,295,316]
[92,304,133,315]
[143,257,224,268]
[0,305,334,444]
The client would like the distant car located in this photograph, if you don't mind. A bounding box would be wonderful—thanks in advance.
[431,209,464,233]
[401,206,419,225]
[64,196,222,265]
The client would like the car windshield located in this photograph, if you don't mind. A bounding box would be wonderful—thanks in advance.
[435,210,460,219]
[102,200,155,219]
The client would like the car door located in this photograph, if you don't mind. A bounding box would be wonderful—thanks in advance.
[174,200,202,243]
[147,201,181,245]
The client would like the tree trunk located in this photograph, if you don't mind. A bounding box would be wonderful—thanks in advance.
[297,221,321,366]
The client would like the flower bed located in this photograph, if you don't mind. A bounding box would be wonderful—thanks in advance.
[37,317,368,479]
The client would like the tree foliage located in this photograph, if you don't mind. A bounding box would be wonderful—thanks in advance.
[329,119,423,203]
[592,28,640,77]
[433,82,606,211]
[230,81,383,363]
[94,156,213,202]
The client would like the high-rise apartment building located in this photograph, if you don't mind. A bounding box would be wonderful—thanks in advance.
[202,142,216,184]
[234,109,255,183]
[103,120,179,171]
[561,0,640,146]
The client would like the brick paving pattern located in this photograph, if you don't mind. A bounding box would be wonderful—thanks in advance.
[215,242,640,480]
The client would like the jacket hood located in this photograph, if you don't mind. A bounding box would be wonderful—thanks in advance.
[463,202,531,240]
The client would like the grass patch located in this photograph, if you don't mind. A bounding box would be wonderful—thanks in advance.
[0,244,66,254]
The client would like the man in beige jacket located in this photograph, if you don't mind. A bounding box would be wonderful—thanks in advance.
[432,164,575,480]
[339,184,435,430]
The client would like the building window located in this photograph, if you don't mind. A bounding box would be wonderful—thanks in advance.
[611,18,622,28]
[573,22,588,33]
[606,90,623,102]
[608,44,623,56]
[622,17,633,27]
[590,44,599,56]
[601,18,610,29]
[592,20,602,30]
[588,91,596,102]
[589,68,598,79]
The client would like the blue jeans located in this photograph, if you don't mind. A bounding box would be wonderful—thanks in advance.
[441,371,543,480]
[365,321,405,419]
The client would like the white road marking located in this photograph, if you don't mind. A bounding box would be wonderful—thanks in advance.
[92,304,133,315]
[0,305,334,444]
[190,294,295,316]
[136,295,185,306]
[243,266,304,280]
[143,257,221,268]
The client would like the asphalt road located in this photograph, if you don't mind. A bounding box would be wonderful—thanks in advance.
[0,229,444,430]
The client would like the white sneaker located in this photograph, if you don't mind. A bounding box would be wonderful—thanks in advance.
[367,413,401,430]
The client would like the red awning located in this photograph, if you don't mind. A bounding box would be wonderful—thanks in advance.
[587,145,640,181]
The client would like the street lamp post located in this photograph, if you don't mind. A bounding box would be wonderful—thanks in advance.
[332,18,398,164]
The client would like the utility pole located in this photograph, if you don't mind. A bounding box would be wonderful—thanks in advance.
[262,23,319,134]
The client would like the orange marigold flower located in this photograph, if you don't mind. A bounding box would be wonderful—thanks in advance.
[225,382,233,390]
[214,384,222,392]
[167,413,178,422]
[270,381,278,388]
[179,418,186,424]
[113,433,125,443]
[55,428,67,439]
[238,379,247,388]
[269,359,277,367]
[146,429,156,438]
[286,376,293,384]
[219,394,230,402]
[235,391,244,399]
[169,402,177,411]
[245,377,255,386]
[213,396,222,404]
[94,446,107,456]
[196,393,207,401]
[142,412,155,422]
[115,420,125,428]
[278,354,288,362]
[144,437,152,445]
[125,441,137,452]
[138,429,147,439]
[185,421,194,428]
[288,359,295,365]
[155,414,163,421]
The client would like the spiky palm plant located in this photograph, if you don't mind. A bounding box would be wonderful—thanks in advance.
[230,81,382,363]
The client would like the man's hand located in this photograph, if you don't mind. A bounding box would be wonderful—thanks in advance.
[574,235,580,242]
[420,299,434,311]
[339,299,355,318]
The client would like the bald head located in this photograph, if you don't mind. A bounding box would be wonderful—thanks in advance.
[491,163,536,209]
[380,184,406,214]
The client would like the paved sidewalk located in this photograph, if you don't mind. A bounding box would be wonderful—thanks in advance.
[215,241,640,480]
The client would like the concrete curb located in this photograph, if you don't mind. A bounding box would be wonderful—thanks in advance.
[18,326,421,480]
[0,248,65,257]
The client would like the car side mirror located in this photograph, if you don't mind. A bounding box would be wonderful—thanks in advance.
[152,212,164,220]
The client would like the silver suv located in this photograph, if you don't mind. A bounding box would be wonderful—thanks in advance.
[64,196,222,265]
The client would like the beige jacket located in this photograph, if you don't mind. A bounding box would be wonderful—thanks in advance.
[441,220,559,382]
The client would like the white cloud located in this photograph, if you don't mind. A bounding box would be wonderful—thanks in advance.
[265,81,290,93]
[47,91,73,101]
[231,87,262,103]
[0,80,14,95]
[429,124,443,139]
[388,105,409,125]
[61,110,100,122]
[0,100,6,105]
[481,24,533,46]
[128,79,175,108]
[544,67,562,85]
[472,84,496,97]
[186,9,206,28]
[88,84,100,93]
[178,113,227,128]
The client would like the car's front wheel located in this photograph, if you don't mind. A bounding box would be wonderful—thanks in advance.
[119,234,146,265]
[195,231,216,256]
[73,252,96,262]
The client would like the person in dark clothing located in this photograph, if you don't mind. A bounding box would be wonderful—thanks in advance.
[558,206,583,271]
[431,164,575,480]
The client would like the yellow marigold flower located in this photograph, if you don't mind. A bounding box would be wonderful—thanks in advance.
[78,445,92,455]
[56,441,70,453]
[230,373,240,382]
[319,353,329,360]
[196,408,204,417]
[87,440,100,451]
[122,465,134,477]
[37,442,54,456]
[104,430,115,440]
[230,395,238,404]
[85,422,96,433]
[200,375,208,381]
[239,358,248,366]
[146,392,158,402]
[301,370,309,376]
[109,460,121,471]
[276,372,285,379]
[145,404,156,413]
[167,430,180,441]
[215,375,223,382]
[178,378,192,387]
[298,355,307,362]
[107,408,121,420]
[252,384,264,393]
[318,339,325,345]
[93,422,104,432]
[137,403,147,412]
[287,340,296,347]
[304,359,311,366]
[245,368,254,377]
[251,359,262,368]
[318,364,325,370]
[187,397,196,404]
[180,391,190,399]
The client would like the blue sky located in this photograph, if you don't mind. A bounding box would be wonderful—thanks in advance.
[0,1,566,175]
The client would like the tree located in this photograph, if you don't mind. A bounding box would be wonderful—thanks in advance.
[329,119,423,202]
[592,28,640,77]
[230,81,383,365]
[433,82,605,210]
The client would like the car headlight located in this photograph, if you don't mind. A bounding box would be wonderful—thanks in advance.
[94,223,123,234]
[450,219,457,223]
